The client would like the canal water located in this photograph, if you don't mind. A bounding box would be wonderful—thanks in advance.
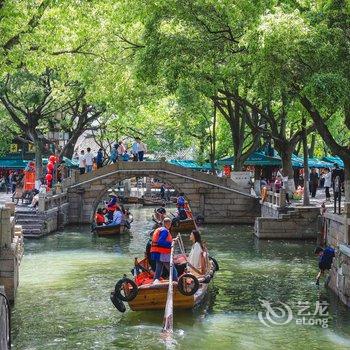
[11,206,350,350]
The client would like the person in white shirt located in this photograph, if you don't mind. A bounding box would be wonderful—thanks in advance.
[131,140,139,161]
[137,137,147,161]
[188,230,207,275]
[78,150,85,174]
[84,147,94,173]
[322,168,332,201]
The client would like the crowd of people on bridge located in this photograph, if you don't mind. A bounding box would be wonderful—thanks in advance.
[74,137,148,175]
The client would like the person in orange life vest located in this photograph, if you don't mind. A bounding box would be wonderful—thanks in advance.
[95,208,105,226]
[150,217,178,284]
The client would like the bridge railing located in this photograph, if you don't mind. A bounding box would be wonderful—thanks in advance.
[262,189,286,207]
[38,192,69,213]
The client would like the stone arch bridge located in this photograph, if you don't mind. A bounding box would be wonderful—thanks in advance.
[64,161,259,224]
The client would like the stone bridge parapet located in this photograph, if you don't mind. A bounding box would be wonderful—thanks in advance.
[65,161,259,224]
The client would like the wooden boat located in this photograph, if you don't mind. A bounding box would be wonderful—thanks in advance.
[111,255,218,312]
[93,224,128,237]
[142,197,166,207]
[171,218,196,233]
[93,213,133,237]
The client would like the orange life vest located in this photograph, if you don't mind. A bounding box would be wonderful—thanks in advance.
[184,202,193,219]
[95,213,105,225]
[150,227,172,254]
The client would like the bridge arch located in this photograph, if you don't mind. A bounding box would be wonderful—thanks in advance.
[88,174,183,223]
[66,161,259,224]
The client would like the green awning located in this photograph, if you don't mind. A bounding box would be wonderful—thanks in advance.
[168,159,217,171]
[322,156,344,168]
[0,159,28,169]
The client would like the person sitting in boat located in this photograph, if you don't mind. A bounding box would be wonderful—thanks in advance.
[153,206,166,227]
[150,217,178,284]
[177,193,185,208]
[187,230,208,275]
[107,206,123,226]
[106,194,119,222]
[95,208,106,226]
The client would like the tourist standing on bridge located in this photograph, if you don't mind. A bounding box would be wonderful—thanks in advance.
[131,139,139,161]
[110,144,118,163]
[137,137,147,161]
[96,148,103,168]
[78,150,85,175]
[117,141,126,161]
[84,148,94,173]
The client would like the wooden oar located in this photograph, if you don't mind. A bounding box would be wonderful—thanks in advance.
[162,237,177,334]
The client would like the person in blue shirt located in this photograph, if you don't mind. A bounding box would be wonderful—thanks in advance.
[109,207,123,226]
[110,145,117,163]
[314,246,335,285]
[96,148,103,168]
[177,193,185,208]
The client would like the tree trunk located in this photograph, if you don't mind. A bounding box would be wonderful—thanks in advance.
[210,104,217,175]
[302,116,310,206]
[60,141,75,159]
[308,133,316,158]
[344,159,350,202]
[233,151,244,171]
[33,138,43,180]
[279,147,295,192]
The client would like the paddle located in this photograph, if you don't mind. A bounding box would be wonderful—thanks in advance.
[162,236,178,334]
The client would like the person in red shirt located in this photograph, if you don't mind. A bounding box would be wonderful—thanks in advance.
[95,208,106,226]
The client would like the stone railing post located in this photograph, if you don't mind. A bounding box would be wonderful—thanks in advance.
[279,189,286,207]
[0,208,12,248]
[38,193,47,213]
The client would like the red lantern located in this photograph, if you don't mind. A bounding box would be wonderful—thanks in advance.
[45,173,53,182]
[47,161,54,172]
[49,155,57,164]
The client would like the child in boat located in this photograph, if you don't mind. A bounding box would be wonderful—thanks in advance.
[95,208,106,226]
[188,230,208,275]
[150,217,178,284]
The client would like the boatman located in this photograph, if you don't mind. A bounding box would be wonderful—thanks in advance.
[150,217,178,284]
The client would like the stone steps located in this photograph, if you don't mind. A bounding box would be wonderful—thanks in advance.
[15,210,46,238]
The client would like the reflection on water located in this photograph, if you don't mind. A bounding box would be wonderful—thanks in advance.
[11,205,350,349]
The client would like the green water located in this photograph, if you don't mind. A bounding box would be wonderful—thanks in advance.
[11,206,350,349]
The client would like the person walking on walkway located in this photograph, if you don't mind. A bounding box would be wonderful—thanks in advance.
[309,168,319,198]
[137,137,147,161]
[78,150,85,175]
[84,147,94,173]
[322,168,332,202]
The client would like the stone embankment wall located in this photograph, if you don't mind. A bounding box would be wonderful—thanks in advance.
[326,205,350,307]
[0,285,10,350]
[0,207,24,301]
[255,201,320,240]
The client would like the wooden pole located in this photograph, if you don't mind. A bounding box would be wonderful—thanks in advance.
[162,238,176,333]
